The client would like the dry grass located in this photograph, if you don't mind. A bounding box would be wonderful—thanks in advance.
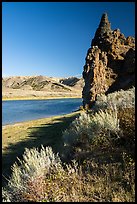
[94,86,135,111]
[2,95,81,101]
[2,87,135,202]
[3,144,135,202]
[2,111,80,187]
[62,107,121,159]
[3,140,135,202]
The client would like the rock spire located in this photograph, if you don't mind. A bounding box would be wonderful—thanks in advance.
[82,13,135,109]
[93,13,111,39]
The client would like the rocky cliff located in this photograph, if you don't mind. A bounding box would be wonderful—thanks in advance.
[82,13,135,109]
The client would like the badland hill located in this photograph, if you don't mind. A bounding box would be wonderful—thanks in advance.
[2,76,84,99]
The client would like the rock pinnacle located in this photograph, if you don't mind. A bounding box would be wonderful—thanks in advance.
[82,13,135,109]
[91,13,112,47]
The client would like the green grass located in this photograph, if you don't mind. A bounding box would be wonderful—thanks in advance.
[2,111,81,186]
[2,95,81,101]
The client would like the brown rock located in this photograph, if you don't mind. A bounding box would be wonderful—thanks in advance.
[82,46,108,109]
[123,48,135,73]
[82,13,135,109]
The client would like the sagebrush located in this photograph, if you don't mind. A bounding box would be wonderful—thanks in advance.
[2,87,135,202]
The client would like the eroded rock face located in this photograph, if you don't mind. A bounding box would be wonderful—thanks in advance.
[82,13,135,109]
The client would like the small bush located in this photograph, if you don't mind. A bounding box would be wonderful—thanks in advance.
[3,146,92,202]
[94,86,135,111]
[2,146,64,202]
[3,146,135,202]
[63,112,91,145]
[92,107,120,135]
[63,106,120,155]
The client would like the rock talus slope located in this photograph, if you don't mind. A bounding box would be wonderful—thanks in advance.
[82,13,135,109]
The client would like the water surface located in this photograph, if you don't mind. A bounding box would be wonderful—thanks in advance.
[2,98,82,126]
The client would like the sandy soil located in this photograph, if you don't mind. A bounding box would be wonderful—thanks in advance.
[2,87,82,100]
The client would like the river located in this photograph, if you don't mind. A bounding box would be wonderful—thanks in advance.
[2,98,82,125]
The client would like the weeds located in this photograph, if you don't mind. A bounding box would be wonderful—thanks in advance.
[2,146,135,202]
[63,106,120,156]
[2,87,135,202]
[94,86,135,111]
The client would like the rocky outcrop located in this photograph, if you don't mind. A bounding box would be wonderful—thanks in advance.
[82,13,135,109]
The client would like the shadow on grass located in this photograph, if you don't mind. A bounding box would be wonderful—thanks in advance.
[2,113,80,187]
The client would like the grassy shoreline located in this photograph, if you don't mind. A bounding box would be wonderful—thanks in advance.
[2,95,82,101]
[2,111,81,186]
[2,111,81,148]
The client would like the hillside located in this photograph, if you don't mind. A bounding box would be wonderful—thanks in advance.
[2,76,84,99]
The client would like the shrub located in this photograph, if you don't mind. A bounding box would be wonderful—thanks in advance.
[94,86,135,111]
[63,106,120,154]
[2,146,64,202]
[3,146,87,202]
[2,146,135,202]
[92,107,120,135]
[63,112,91,145]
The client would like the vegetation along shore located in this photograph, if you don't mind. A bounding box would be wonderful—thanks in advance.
[2,95,81,101]
[2,87,135,202]
[2,111,81,185]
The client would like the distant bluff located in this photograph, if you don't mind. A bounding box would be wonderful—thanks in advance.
[82,13,135,109]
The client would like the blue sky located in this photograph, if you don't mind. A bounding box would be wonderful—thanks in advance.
[2,2,135,78]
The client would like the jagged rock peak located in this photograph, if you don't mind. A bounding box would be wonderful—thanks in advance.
[93,13,112,40]
[101,12,108,20]
[82,13,135,109]
[99,13,111,29]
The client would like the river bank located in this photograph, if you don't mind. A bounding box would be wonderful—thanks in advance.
[2,95,81,101]
[2,111,81,186]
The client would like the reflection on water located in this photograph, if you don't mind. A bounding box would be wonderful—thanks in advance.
[2,98,82,125]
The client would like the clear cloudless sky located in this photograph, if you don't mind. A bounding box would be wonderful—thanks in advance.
[2,2,135,78]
